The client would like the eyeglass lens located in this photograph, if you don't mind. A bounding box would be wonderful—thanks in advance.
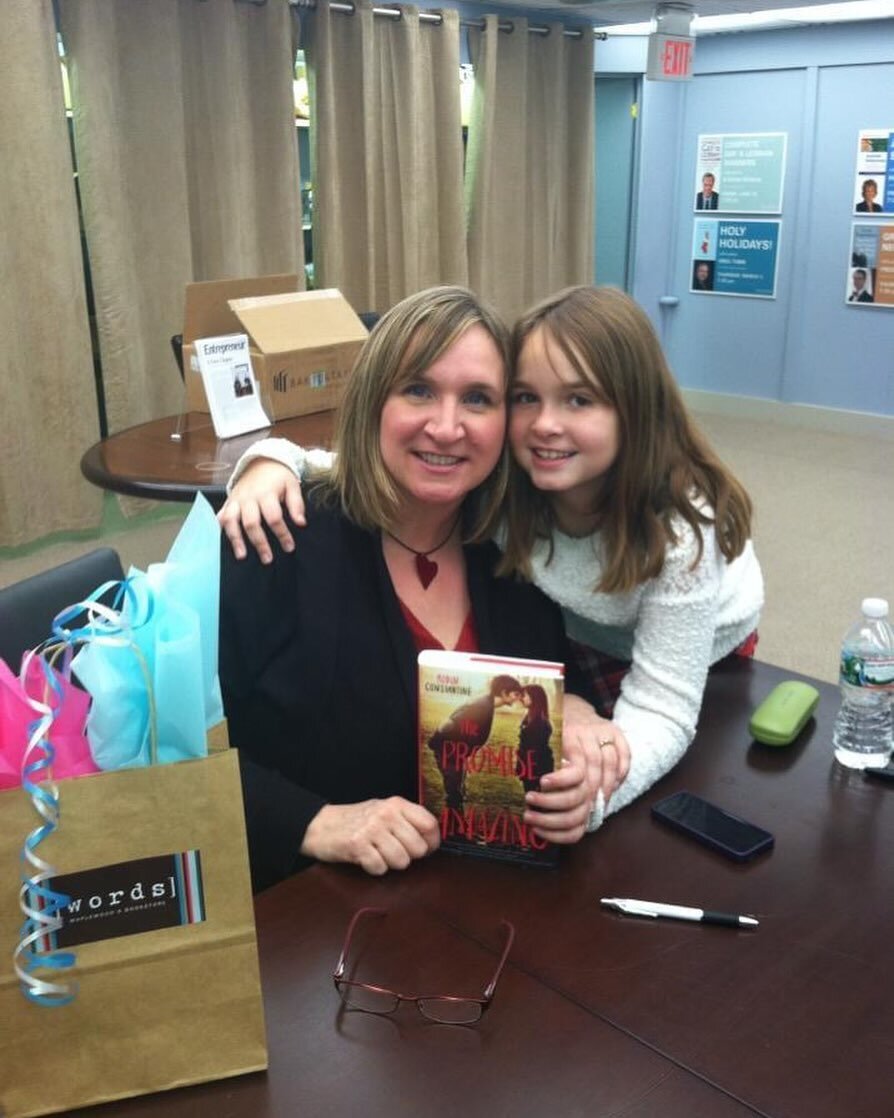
[417,997,483,1025]
[336,982,399,1015]
[337,981,483,1025]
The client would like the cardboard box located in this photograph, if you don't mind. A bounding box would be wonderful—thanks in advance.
[183,277,367,420]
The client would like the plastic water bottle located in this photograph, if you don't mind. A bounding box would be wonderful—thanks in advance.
[832,598,894,769]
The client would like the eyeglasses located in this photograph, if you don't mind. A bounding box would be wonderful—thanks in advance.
[332,906,515,1025]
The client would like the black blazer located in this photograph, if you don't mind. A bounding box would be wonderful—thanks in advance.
[220,492,577,891]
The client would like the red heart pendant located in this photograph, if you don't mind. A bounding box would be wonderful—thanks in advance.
[415,554,438,590]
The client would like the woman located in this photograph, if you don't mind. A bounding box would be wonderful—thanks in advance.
[516,685,554,796]
[219,286,613,893]
[220,287,760,830]
[855,178,882,213]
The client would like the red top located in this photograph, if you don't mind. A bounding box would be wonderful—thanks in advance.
[399,601,479,653]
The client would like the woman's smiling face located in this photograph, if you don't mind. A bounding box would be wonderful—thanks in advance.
[379,324,507,515]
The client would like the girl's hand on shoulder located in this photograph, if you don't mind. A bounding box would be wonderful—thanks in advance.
[300,798,441,875]
[217,459,307,563]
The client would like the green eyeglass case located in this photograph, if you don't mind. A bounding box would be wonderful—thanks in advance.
[749,680,820,746]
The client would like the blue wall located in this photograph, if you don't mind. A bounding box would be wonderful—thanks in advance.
[427,8,894,417]
[605,21,894,418]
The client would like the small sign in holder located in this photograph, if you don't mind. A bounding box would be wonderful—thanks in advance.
[192,334,273,439]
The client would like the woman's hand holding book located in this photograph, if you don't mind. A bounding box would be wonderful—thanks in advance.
[301,797,441,876]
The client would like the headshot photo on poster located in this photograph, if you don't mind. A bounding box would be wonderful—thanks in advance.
[847,267,874,303]
[854,176,884,214]
[692,259,714,291]
[696,171,719,211]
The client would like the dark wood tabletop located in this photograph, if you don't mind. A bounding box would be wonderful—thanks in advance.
[75,861,759,1118]
[71,658,892,1117]
[80,411,335,504]
[368,659,893,1118]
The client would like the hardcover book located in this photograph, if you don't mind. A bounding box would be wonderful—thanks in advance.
[418,650,564,867]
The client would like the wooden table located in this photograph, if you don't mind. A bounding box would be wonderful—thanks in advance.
[75,878,756,1118]
[375,659,893,1118]
[74,660,893,1117]
[80,411,335,504]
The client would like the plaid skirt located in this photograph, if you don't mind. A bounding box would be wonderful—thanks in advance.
[568,630,758,719]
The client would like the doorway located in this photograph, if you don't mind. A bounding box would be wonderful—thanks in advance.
[594,75,639,289]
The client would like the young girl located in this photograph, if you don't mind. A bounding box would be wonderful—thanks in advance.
[500,286,762,823]
[219,286,762,829]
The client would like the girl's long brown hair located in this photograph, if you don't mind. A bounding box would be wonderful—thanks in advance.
[522,684,550,724]
[498,286,752,593]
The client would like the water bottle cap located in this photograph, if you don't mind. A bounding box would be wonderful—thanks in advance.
[861,597,889,619]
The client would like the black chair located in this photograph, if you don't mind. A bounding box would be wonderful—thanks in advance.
[0,547,125,669]
[170,334,185,380]
[358,312,380,332]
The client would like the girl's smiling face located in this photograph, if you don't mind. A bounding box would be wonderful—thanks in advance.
[509,326,619,526]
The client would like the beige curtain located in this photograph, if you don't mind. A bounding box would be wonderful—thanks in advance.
[306,0,467,315]
[466,19,595,324]
[58,0,302,441]
[180,0,304,280]
[0,1,102,547]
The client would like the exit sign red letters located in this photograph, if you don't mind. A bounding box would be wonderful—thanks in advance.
[646,34,695,82]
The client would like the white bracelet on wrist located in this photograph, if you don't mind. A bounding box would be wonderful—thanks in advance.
[587,790,606,832]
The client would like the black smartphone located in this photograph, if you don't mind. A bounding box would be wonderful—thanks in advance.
[651,790,774,862]
[864,762,894,784]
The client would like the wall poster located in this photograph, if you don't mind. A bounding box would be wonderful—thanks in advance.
[846,222,894,308]
[691,219,780,298]
[853,129,894,216]
[694,133,787,214]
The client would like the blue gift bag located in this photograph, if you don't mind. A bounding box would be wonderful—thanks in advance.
[73,495,223,769]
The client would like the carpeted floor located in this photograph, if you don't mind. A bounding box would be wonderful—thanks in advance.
[693,410,893,684]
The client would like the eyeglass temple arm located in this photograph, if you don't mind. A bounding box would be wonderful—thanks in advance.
[483,919,516,1000]
[333,906,387,979]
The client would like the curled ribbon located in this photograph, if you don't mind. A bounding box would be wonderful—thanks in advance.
[13,578,158,1006]
[14,646,77,1006]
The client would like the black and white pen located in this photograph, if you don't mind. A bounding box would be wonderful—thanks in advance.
[600,897,759,928]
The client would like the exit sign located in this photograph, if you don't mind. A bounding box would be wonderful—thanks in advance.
[646,33,695,81]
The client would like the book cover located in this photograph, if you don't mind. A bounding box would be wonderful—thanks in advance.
[193,333,271,439]
[418,650,564,867]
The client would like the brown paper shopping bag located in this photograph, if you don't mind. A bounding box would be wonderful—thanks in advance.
[0,745,267,1118]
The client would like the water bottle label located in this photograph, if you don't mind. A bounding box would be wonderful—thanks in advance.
[840,652,894,690]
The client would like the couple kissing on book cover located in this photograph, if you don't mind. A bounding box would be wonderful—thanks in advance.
[418,652,564,867]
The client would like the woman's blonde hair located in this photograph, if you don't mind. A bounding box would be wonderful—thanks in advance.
[322,285,511,540]
[498,286,753,593]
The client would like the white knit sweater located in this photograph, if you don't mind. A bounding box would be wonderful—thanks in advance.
[522,524,763,822]
[229,439,764,827]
